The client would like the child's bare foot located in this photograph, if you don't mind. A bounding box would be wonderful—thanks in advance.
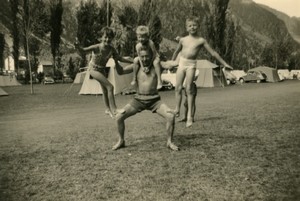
[112,140,125,150]
[177,117,187,122]
[186,118,193,128]
[167,142,179,151]
[105,109,114,118]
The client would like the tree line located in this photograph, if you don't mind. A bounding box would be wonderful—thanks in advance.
[3,0,300,92]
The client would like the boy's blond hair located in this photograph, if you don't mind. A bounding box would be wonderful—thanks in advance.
[186,16,200,25]
[136,25,149,36]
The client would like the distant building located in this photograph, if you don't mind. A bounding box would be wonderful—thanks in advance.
[38,61,53,76]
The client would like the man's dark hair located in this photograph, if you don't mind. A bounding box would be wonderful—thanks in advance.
[138,46,153,58]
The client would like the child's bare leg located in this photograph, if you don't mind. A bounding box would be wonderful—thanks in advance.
[185,68,196,127]
[173,68,186,116]
[131,57,140,86]
[100,84,113,117]
[154,58,162,89]
[90,70,124,117]
[191,95,196,122]
[178,99,188,122]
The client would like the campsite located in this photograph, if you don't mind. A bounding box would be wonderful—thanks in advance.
[1,80,299,201]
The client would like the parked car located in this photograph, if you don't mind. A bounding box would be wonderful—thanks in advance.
[42,76,55,85]
[161,68,177,87]
[223,70,237,85]
[63,76,73,83]
[240,71,266,83]
[161,80,174,90]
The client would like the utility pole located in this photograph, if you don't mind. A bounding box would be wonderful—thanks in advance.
[106,0,109,26]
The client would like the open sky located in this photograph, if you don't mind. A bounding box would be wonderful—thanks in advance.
[253,0,300,17]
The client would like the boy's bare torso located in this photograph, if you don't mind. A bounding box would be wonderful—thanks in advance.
[180,35,205,60]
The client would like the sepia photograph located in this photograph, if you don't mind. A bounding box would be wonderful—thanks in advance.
[1,0,300,200]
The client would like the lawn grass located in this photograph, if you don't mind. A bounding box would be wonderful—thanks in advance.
[0,81,300,201]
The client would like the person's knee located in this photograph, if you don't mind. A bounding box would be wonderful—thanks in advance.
[175,85,183,93]
[165,112,175,123]
[133,57,139,64]
[106,83,114,92]
[185,86,193,95]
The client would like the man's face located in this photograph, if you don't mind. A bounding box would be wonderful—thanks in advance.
[139,50,151,67]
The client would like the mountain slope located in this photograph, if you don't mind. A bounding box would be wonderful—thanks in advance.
[256,4,300,43]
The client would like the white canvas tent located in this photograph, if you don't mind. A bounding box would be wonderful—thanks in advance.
[277,69,293,79]
[0,87,8,96]
[79,59,133,95]
[73,71,86,84]
[0,75,21,86]
[195,60,227,87]
[251,66,280,82]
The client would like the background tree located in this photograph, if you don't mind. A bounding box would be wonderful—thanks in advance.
[18,0,49,93]
[112,5,138,56]
[66,57,77,80]
[205,0,230,61]
[76,0,110,67]
[137,0,162,51]
[50,0,63,75]
[0,33,4,72]
[9,0,20,73]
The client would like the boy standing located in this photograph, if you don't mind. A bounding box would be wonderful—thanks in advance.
[172,16,232,127]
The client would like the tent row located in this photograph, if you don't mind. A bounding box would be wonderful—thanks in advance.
[74,59,292,95]
[0,75,21,86]
[78,59,134,95]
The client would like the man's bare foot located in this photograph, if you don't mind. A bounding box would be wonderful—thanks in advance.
[112,140,125,150]
[177,117,187,122]
[167,142,179,151]
[186,118,193,128]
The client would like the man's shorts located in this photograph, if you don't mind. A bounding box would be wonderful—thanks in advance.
[129,94,162,113]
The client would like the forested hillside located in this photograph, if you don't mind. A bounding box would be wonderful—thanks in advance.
[1,0,300,75]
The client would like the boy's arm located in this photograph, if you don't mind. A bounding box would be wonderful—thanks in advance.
[172,39,182,60]
[82,44,99,52]
[111,47,133,63]
[115,63,134,75]
[203,40,232,69]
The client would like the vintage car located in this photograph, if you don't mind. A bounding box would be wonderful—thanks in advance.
[240,71,267,83]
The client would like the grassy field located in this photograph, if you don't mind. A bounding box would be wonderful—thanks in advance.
[0,81,300,201]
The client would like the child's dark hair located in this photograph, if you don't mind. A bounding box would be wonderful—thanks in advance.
[99,27,115,38]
